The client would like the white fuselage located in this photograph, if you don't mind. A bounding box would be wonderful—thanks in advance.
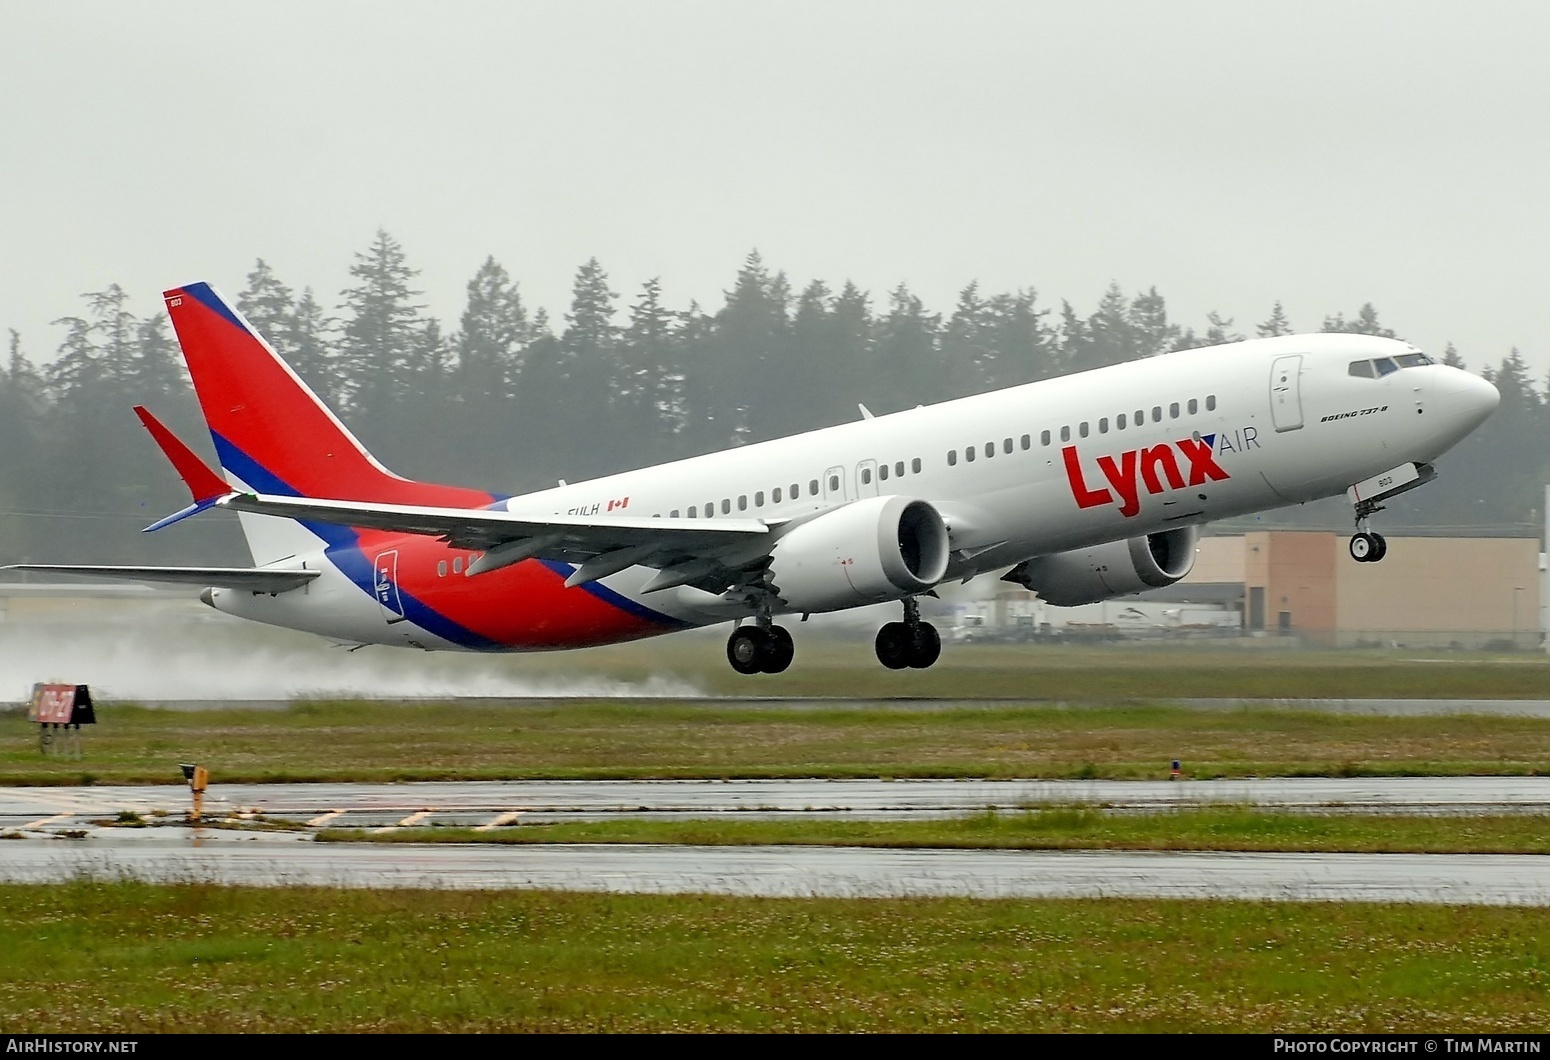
[212,333,1499,648]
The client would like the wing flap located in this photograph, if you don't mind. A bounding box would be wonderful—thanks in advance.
[4,565,320,593]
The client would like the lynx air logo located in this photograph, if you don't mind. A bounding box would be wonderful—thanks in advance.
[1064,435,1233,518]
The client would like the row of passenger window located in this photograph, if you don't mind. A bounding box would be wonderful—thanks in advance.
[1348,353,1434,378]
[659,457,927,519]
[946,395,1218,466]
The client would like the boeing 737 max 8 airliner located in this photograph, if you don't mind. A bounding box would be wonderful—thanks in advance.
[8,283,1501,673]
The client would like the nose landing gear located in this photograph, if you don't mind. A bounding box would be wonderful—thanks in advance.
[875,597,941,670]
[1350,497,1388,564]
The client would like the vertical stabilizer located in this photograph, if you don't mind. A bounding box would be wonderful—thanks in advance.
[162,283,495,564]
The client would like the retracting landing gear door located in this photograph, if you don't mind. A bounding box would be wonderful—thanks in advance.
[1270,354,1304,432]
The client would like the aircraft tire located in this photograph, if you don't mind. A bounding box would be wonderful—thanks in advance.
[1371,533,1388,562]
[763,626,795,673]
[1349,532,1376,563]
[727,626,769,675]
[908,623,942,669]
[875,622,914,670]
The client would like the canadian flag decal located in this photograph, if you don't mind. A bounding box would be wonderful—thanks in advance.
[607,497,630,512]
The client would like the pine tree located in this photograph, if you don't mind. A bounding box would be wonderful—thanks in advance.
[236,259,295,355]
[872,283,942,410]
[337,230,425,431]
[455,256,527,407]
[289,288,336,407]
[1256,302,1294,338]
[1322,303,1396,338]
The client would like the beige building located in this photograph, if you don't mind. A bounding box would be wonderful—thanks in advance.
[1186,532,1543,648]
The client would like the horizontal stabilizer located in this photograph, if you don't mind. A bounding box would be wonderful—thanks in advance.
[3,564,319,593]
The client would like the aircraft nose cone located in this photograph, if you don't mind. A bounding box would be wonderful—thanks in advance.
[1431,366,1499,431]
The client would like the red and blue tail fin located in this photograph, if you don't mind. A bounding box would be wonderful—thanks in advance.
[162,282,496,563]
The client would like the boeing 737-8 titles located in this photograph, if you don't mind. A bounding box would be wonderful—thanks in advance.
[8,283,1501,674]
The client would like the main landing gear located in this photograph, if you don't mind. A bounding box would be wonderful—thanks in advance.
[1350,497,1388,564]
[875,597,941,670]
[726,621,794,675]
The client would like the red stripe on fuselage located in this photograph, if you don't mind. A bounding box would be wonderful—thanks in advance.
[357,530,670,649]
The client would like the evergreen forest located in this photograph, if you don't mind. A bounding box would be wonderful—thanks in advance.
[0,230,1543,567]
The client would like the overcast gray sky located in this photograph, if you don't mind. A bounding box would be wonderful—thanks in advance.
[4,1,1549,375]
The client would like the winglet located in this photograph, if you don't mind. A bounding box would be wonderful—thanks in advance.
[133,406,234,532]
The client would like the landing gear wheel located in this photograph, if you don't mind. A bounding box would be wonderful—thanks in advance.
[875,622,914,670]
[1350,532,1389,563]
[727,626,769,675]
[763,625,794,673]
[908,622,941,669]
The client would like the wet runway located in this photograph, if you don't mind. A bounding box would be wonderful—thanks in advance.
[3,829,1549,904]
[2,777,1550,903]
[8,776,1550,832]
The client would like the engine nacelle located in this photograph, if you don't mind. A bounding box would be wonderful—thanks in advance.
[1004,525,1200,606]
[767,496,950,612]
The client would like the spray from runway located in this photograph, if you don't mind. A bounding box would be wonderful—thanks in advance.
[0,604,702,703]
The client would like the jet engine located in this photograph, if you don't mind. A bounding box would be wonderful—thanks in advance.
[766,496,950,612]
[1003,525,1200,607]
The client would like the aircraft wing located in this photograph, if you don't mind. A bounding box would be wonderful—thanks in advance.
[218,492,777,591]
[4,564,320,593]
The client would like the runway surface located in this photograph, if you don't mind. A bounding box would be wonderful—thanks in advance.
[68,696,1550,716]
[3,777,1550,903]
[3,830,1550,904]
[5,777,1550,832]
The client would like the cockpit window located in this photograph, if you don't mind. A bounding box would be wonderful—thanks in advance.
[1350,353,1433,378]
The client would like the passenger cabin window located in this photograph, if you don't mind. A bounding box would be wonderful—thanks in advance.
[1020,434,1030,450]
[1041,430,1051,446]
[1079,421,1089,438]
[1152,406,1162,422]
[738,495,747,511]
[438,560,448,577]
[1206,395,1216,411]
[810,479,820,495]
[791,483,800,498]
[878,465,889,481]
[965,446,976,462]
[453,557,463,574]
[948,450,958,466]
[1117,413,1127,430]
[687,508,697,518]
[773,487,783,503]
[704,502,713,518]
[671,509,680,517]
[861,468,872,484]
[1098,417,1109,434]
[984,441,994,458]
[896,461,906,476]
[754,492,764,507]
[1188,398,1198,415]
[1169,402,1180,418]
[1003,437,1013,454]
[911,458,922,473]
[1135,409,1144,424]
[1060,426,1071,442]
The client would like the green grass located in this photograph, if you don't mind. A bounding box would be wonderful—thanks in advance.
[9,696,1550,785]
[318,807,1550,855]
[2,881,1548,1031]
